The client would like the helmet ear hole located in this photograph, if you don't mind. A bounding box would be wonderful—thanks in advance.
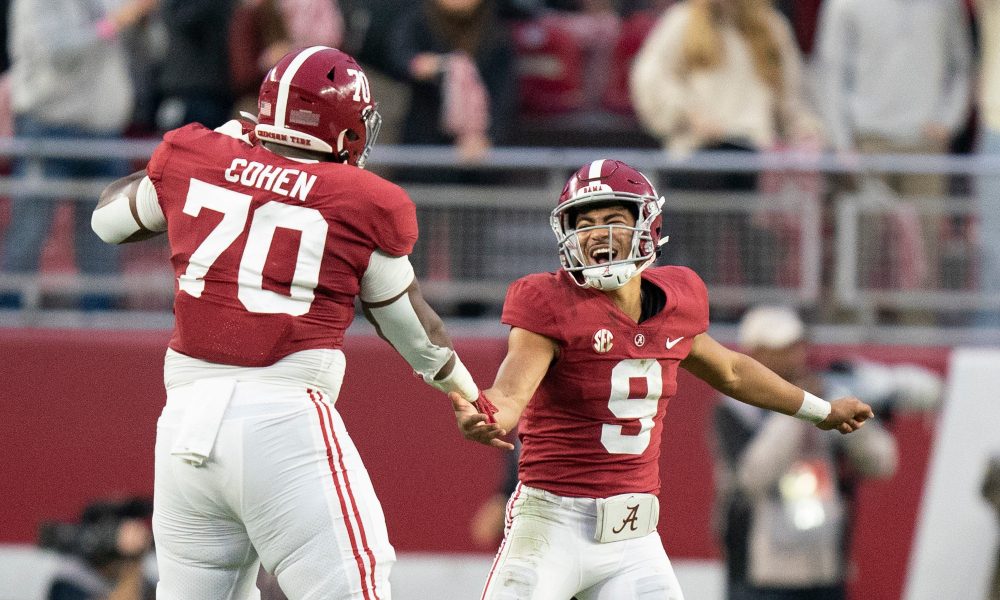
[345,129,359,142]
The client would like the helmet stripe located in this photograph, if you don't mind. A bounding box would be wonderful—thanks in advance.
[587,159,606,182]
[275,46,327,129]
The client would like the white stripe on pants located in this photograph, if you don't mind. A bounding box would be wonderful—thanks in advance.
[153,381,395,599]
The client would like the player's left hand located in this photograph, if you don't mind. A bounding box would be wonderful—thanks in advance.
[449,392,514,450]
[819,396,875,434]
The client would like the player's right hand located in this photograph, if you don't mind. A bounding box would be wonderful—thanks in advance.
[449,391,515,450]
[819,396,875,434]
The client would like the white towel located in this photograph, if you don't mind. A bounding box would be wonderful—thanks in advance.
[169,378,237,467]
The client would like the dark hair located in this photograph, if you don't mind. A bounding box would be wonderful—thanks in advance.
[38,497,153,568]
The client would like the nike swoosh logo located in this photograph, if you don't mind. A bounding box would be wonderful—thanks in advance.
[665,337,684,349]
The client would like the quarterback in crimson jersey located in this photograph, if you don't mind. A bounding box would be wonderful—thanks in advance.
[504,265,708,498]
[452,159,876,600]
[92,47,490,600]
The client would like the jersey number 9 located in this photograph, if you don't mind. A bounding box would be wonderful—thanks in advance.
[601,359,662,455]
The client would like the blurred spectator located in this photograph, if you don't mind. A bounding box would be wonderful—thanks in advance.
[814,0,972,158]
[542,0,622,111]
[975,0,1000,328]
[341,0,398,73]
[39,497,155,600]
[387,0,517,164]
[340,0,412,145]
[713,305,941,600]
[343,0,524,148]
[119,4,168,136]
[229,0,291,117]
[814,0,973,307]
[630,0,822,158]
[229,0,345,118]
[629,0,821,286]
[0,0,151,310]
[279,0,343,50]
[601,0,673,115]
[156,1,236,131]
[468,437,520,550]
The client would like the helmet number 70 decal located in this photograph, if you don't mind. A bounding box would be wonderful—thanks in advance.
[178,178,328,316]
[601,358,662,455]
[346,68,371,103]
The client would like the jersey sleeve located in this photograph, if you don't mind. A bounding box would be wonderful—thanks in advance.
[501,275,563,341]
[369,185,418,257]
[145,131,174,184]
[679,266,710,335]
[145,125,201,213]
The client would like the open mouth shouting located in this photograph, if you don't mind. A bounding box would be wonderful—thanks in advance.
[588,244,619,265]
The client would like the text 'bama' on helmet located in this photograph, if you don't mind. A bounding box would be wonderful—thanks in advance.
[256,46,382,169]
[550,159,668,291]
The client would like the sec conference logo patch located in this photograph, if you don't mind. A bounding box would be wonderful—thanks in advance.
[593,329,614,353]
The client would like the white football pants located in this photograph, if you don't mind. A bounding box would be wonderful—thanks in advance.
[481,484,684,600]
[153,381,394,599]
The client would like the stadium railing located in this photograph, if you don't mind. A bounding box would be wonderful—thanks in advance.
[0,137,998,343]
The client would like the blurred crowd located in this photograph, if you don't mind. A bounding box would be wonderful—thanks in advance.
[0,0,997,326]
[0,0,985,152]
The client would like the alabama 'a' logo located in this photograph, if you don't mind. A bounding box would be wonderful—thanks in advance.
[593,329,614,353]
[613,504,641,534]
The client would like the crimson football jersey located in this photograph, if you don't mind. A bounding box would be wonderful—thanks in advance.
[147,123,417,366]
[502,266,709,498]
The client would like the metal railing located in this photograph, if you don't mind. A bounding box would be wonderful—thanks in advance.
[0,137,998,341]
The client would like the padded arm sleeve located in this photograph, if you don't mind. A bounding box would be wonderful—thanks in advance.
[366,293,478,400]
[359,251,415,303]
[91,176,166,244]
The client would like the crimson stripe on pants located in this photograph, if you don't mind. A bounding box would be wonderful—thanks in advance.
[316,390,381,598]
[481,482,524,599]
[308,389,377,600]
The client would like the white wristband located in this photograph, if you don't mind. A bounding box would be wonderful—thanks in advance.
[795,391,832,424]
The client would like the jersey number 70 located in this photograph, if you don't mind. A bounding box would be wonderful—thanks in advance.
[177,178,328,316]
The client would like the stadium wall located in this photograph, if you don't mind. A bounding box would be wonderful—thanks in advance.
[0,329,949,598]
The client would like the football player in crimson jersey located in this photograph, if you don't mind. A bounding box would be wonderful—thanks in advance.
[450,159,875,600]
[91,46,494,600]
